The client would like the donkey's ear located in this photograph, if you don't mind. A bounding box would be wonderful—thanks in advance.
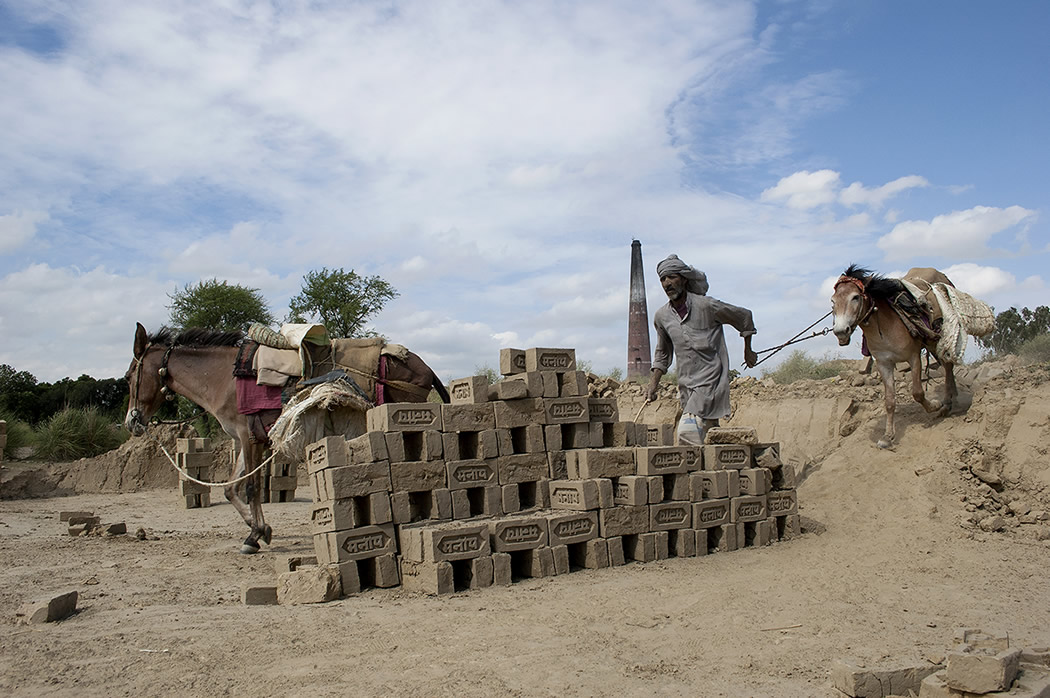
[134,323,149,358]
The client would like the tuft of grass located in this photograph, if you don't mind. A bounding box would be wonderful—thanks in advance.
[762,350,849,384]
[1018,334,1050,364]
[0,411,35,459]
[34,407,129,461]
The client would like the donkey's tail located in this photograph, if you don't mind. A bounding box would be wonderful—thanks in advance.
[431,372,450,403]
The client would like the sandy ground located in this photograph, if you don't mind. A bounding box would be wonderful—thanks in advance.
[2,358,1049,697]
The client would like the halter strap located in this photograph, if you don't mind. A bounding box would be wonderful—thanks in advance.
[835,275,877,328]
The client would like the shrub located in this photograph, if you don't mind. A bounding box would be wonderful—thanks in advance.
[0,411,35,459]
[1018,334,1050,364]
[34,407,129,461]
[762,350,848,384]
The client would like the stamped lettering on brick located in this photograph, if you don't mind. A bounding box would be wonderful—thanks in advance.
[438,533,482,555]
[738,502,762,518]
[554,518,594,538]
[551,402,585,419]
[538,352,571,369]
[342,530,389,555]
[653,452,684,468]
[698,504,727,524]
[655,506,689,526]
[451,383,471,400]
[393,408,438,427]
[500,524,544,545]
[590,402,615,419]
[552,487,581,505]
[311,507,333,526]
[614,483,629,499]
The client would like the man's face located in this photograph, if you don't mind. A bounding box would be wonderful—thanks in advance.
[661,273,686,301]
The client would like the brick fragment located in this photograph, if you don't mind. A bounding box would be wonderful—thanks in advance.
[16,591,78,624]
[59,510,94,522]
[830,659,943,698]
[753,442,782,469]
[704,426,758,445]
[273,554,318,574]
[945,646,1022,694]
[241,583,278,606]
[276,565,341,605]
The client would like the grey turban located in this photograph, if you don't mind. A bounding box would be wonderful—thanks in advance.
[656,254,708,295]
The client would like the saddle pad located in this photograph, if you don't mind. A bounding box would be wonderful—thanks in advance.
[236,377,283,414]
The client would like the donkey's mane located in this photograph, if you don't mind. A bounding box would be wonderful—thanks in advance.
[148,327,244,347]
[841,263,905,301]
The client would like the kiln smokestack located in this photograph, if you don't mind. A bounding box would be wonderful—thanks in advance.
[627,239,652,381]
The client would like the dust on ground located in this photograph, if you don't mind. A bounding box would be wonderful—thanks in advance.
[2,356,1049,697]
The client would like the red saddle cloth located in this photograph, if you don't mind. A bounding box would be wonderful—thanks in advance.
[236,377,283,414]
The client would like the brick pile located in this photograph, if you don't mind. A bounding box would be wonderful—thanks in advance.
[305,347,803,597]
[179,438,298,507]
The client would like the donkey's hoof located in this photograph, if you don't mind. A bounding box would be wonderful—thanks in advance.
[262,525,273,545]
[876,439,893,450]
[239,543,261,555]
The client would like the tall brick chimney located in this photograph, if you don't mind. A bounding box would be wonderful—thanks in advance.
[627,239,652,380]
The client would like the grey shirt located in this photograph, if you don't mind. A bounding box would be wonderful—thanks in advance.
[652,292,756,419]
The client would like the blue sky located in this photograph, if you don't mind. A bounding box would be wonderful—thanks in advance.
[0,0,1046,384]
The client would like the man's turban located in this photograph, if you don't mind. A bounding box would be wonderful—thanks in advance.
[656,254,708,295]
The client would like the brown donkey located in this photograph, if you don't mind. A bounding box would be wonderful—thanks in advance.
[124,323,447,553]
[830,265,958,449]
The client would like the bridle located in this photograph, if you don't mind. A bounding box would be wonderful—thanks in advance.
[833,275,877,334]
[128,341,178,431]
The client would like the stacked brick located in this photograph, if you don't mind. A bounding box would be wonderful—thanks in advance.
[305,347,803,597]
[177,438,213,508]
[227,441,298,504]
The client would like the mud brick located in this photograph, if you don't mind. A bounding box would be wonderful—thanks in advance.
[343,432,388,464]
[269,488,296,503]
[360,553,401,589]
[450,485,501,519]
[690,470,740,500]
[623,532,669,562]
[503,371,546,398]
[599,504,649,537]
[488,380,529,400]
[501,484,520,513]
[524,347,576,373]
[542,397,589,425]
[606,537,626,566]
[568,447,636,479]
[694,528,708,556]
[493,398,545,429]
[773,514,802,541]
[367,402,443,432]
[543,424,563,451]
[704,426,759,445]
[645,476,664,503]
[183,493,210,508]
[740,520,773,547]
[954,628,1012,653]
[445,459,496,489]
[612,476,650,506]
[177,451,212,470]
[737,468,771,496]
[551,545,571,574]
[669,529,697,557]
[567,538,609,569]
[492,552,513,585]
[466,555,495,589]
[832,660,944,698]
[508,480,548,511]
[391,488,452,524]
[703,444,751,470]
[545,510,599,546]
[772,462,797,490]
[635,446,687,475]
[314,523,397,564]
[560,422,593,449]
[400,520,490,562]
[241,583,279,606]
[315,461,392,500]
[946,647,1022,694]
[499,348,527,375]
[650,501,692,531]
[448,375,491,404]
[390,460,446,492]
[307,436,350,473]
[179,478,210,496]
[558,371,588,397]
[549,478,613,510]
[442,430,499,461]
[273,554,318,574]
[513,547,556,578]
[604,421,639,447]
[441,403,496,432]
[68,514,100,528]
[336,559,362,594]
[401,559,454,595]
[753,442,782,469]
[16,591,79,625]
[269,476,297,491]
[539,371,561,397]
[708,523,740,553]
[731,495,768,523]
[385,431,443,462]
[310,493,391,534]
[176,437,212,453]
[693,499,731,529]
[767,490,798,517]
[502,424,546,454]
[660,473,691,501]
[586,398,619,423]
[644,424,675,446]
[547,450,568,480]
[489,515,549,552]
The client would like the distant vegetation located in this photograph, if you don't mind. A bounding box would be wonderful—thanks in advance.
[761,350,852,384]
[977,306,1049,357]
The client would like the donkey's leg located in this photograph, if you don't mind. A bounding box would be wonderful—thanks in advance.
[909,352,943,414]
[246,442,272,547]
[223,438,256,529]
[941,362,956,416]
[876,359,896,449]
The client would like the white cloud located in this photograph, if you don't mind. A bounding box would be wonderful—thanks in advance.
[760,170,841,209]
[0,210,48,254]
[839,175,928,208]
[942,263,1016,296]
[877,205,1036,261]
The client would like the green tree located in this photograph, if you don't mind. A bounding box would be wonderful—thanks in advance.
[978,306,1050,356]
[0,364,44,423]
[168,278,275,331]
[287,268,398,338]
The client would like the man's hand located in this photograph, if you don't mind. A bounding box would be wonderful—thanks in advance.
[646,368,665,402]
[744,347,758,368]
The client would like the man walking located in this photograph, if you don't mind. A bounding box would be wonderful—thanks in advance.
[646,255,758,445]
